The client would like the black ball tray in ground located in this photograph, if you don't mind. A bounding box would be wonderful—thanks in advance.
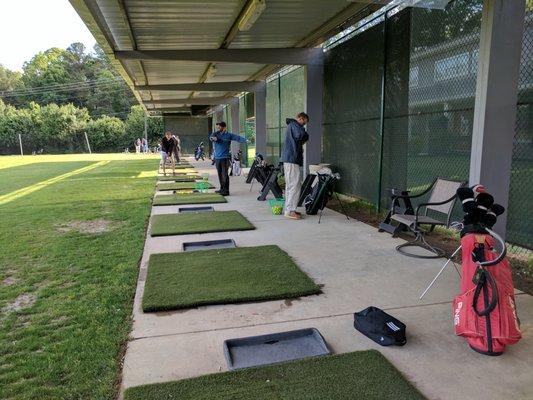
[182,239,236,252]
[223,328,330,370]
[178,206,214,213]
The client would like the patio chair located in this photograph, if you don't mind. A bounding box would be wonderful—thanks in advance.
[388,178,466,258]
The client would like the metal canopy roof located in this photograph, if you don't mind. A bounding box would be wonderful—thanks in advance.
[69,0,385,114]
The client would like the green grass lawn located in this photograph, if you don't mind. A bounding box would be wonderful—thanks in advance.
[156,181,214,191]
[0,161,94,196]
[142,245,320,312]
[0,154,158,399]
[150,211,254,236]
[153,193,227,206]
[124,350,426,400]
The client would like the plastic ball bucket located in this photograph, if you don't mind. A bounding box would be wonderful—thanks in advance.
[268,198,285,215]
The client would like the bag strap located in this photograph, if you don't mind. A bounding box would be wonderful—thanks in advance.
[472,268,498,317]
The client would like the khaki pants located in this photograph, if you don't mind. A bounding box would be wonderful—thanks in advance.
[283,162,302,214]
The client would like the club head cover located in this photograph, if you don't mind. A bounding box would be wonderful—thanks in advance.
[457,187,476,213]
[483,212,497,228]
[476,192,494,209]
[471,184,486,197]
[491,203,506,216]
[473,193,493,224]
[482,203,506,228]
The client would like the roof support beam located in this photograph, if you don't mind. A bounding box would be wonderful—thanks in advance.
[144,97,235,105]
[135,81,264,92]
[151,107,203,113]
[115,48,324,65]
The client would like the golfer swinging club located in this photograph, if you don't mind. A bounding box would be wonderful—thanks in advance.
[209,121,247,196]
[160,131,177,176]
[280,112,309,220]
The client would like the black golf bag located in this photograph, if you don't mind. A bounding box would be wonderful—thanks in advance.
[194,142,205,161]
[304,172,340,215]
[246,154,264,184]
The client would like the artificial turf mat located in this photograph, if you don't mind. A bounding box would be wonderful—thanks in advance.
[124,350,426,400]
[157,175,200,182]
[141,245,320,312]
[152,193,226,206]
[150,210,254,237]
[158,168,197,174]
[156,181,214,191]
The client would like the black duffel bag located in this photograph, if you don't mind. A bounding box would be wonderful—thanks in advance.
[354,306,407,346]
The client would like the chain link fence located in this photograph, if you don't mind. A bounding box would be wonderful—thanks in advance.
[321,0,531,255]
[265,67,305,164]
[508,11,533,253]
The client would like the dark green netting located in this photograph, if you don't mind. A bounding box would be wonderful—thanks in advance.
[163,116,209,155]
[266,78,281,164]
[265,68,305,164]
[323,22,385,203]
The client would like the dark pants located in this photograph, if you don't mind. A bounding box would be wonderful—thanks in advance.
[215,158,231,194]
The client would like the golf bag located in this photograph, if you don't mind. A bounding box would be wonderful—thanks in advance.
[230,149,242,177]
[304,172,339,215]
[194,142,205,161]
[453,232,521,355]
[246,154,264,184]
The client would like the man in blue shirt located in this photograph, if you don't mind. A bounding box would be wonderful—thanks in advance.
[210,121,247,196]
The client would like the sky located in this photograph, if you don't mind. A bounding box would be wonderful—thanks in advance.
[0,0,96,71]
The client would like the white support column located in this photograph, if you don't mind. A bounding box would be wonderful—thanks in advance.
[304,61,324,173]
[230,97,241,155]
[254,82,267,157]
[18,133,23,156]
[469,0,526,237]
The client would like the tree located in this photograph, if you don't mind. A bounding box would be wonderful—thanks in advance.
[19,48,73,106]
[411,0,483,50]
[0,64,22,93]
[8,43,135,118]
[86,116,125,151]
[125,105,164,146]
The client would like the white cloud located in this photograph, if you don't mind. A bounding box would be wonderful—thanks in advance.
[0,0,97,71]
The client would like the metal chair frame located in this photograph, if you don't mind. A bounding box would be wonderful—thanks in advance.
[390,178,466,258]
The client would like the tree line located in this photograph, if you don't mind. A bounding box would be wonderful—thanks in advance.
[0,101,163,154]
[0,42,165,154]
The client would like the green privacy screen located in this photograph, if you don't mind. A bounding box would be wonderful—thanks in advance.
[164,116,209,155]
[322,0,533,251]
[323,22,385,203]
[265,67,305,164]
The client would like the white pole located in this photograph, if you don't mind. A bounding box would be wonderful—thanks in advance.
[18,133,23,156]
[144,112,148,142]
[84,132,92,154]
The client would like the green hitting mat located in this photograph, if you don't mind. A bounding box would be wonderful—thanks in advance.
[124,350,426,400]
[141,245,320,312]
[157,176,197,182]
[150,210,254,237]
[157,175,201,182]
[153,193,226,206]
[156,181,214,191]
[158,168,197,174]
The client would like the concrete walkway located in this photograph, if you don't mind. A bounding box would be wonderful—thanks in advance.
[120,158,533,400]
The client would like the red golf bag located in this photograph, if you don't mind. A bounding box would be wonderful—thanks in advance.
[453,232,521,355]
